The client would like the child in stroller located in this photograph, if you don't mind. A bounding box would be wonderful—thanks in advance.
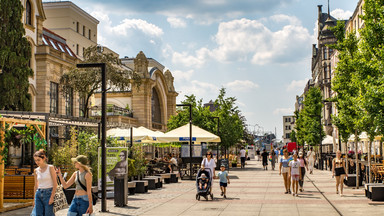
[196,168,213,201]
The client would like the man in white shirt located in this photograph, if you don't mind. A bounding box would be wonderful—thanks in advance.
[307,147,315,174]
[240,147,247,168]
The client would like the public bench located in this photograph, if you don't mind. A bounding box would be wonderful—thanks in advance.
[4,175,35,199]
[128,181,136,195]
[142,178,156,190]
[131,180,148,193]
[369,185,384,201]
[156,173,171,184]
[146,176,163,188]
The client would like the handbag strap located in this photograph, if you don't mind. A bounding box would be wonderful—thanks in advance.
[77,171,88,192]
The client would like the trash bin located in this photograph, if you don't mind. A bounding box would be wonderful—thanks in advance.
[114,175,127,207]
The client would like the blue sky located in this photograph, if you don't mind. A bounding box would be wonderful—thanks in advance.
[50,0,359,139]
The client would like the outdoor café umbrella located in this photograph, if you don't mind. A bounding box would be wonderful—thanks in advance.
[156,124,221,143]
[106,127,150,141]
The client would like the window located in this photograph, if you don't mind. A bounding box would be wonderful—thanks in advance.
[323,47,328,60]
[76,22,79,33]
[26,0,32,25]
[88,29,91,39]
[50,82,59,114]
[65,88,73,116]
[83,26,85,36]
[286,133,290,139]
[76,44,79,55]
[289,126,291,130]
[324,64,328,78]
[151,88,162,123]
[285,126,288,130]
[79,96,86,117]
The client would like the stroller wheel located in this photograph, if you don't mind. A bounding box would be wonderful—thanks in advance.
[198,195,200,201]
[196,194,198,200]
[210,193,214,200]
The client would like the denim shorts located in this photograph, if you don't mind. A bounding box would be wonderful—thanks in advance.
[31,188,54,216]
[68,195,89,216]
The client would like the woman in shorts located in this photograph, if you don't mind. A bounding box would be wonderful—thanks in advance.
[332,150,348,196]
[279,149,292,194]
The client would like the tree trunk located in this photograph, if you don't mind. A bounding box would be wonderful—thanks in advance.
[354,130,359,189]
[344,140,349,174]
[368,140,372,183]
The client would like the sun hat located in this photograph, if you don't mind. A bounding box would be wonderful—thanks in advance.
[201,173,206,178]
[220,164,225,167]
[71,155,88,165]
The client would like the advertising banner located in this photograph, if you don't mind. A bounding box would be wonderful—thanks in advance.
[98,147,128,190]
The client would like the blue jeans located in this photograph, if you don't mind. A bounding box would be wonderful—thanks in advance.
[31,188,54,216]
[67,195,89,216]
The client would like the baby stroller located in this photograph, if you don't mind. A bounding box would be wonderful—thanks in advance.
[195,168,213,201]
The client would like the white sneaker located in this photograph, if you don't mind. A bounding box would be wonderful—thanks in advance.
[340,193,343,197]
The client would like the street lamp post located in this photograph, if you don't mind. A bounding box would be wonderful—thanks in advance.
[176,104,192,180]
[210,117,220,161]
[76,63,108,212]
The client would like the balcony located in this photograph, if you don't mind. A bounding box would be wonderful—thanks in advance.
[90,105,137,127]
[90,104,133,117]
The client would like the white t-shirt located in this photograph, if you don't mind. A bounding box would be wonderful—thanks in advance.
[201,158,216,180]
[307,151,315,161]
[289,160,300,175]
[240,149,246,157]
[170,157,177,166]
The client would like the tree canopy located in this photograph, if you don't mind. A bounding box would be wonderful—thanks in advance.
[60,45,141,117]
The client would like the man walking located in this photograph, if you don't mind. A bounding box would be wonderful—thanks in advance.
[240,147,246,168]
[307,147,315,174]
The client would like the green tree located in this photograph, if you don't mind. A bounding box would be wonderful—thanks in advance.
[293,110,305,147]
[301,87,325,147]
[331,20,363,187]
[60,45,141,117]
[0,0,33,110]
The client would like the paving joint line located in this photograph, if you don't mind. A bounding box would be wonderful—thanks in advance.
[306,174,343,216]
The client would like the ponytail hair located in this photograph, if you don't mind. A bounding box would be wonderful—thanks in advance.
[34,149,47,161]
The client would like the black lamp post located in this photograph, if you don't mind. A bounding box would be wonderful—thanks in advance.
[210,117,220,161]
[76,63,107,212]
[176,104,192,180]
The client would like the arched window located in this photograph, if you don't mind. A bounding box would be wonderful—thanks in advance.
[26,0,32,26]
[151,88,162,124]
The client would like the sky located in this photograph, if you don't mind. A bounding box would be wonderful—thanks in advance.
[45,0,359,140]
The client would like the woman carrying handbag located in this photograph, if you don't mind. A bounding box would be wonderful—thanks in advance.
[56,155,93,216]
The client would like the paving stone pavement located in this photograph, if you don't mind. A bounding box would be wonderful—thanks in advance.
[2,159,384,216]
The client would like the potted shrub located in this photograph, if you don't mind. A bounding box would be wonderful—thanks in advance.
[231,156,237,168]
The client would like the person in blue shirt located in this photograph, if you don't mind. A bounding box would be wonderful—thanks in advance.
[279,149,292,194]
[216,164,230,198]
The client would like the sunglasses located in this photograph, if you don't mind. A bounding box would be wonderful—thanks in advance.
[206,154,212,156]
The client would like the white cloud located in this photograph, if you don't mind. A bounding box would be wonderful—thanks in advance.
[331,9,353,20]
[177,80,219,98]
[172,69,194,81]
[273,108,294,115]
[171,48,209,68]
[167,17,187,28]
[270,14,301,25]
[211,17,312,65]
[224,80,259,92]
[286,79,308,92]
[111,19,164,37]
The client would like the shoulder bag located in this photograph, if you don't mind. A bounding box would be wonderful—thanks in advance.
[77,171,98,205]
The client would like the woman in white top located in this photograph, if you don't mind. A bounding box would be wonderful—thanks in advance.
[201,151,216,184]
[31,149,57,216]
[307,147,315,174]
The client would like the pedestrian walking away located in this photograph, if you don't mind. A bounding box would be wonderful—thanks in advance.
[289,153,301,197]
[332,150,348,196]
[256,148,261,161]
[261,149,269,170]
[307,147,315,174]
[216,164,230,199]
[279,149,292,194]
[240,147,247,168]
[298,151,308,192]
[31,149,57,216]
[56,155,94,216]
[271,150,276,170]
